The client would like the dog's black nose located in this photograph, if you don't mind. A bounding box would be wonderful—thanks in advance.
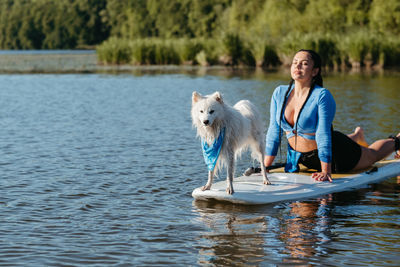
[203,120,209,125]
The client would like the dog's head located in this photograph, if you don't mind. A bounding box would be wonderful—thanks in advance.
[191,91,224,129]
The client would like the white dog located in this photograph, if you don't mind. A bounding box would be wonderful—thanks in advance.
[191,91,270,194]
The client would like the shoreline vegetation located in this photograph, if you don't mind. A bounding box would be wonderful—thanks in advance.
[96,33,400,71]
[1,1,399,71]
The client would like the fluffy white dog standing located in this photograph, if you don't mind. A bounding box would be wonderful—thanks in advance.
[191,91,270,194]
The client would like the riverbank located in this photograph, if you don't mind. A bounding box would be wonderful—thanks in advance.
[1,50,400,75]
[0,50,223,74]
[0,51,98,73]
[0,50,267,74]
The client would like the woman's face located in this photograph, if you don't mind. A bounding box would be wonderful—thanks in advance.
[290,51,319,83]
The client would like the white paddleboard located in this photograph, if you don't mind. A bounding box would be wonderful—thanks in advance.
[192,156,400,205]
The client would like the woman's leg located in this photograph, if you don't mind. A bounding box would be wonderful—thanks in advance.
[353,133,400,171]
[348,127,368,147]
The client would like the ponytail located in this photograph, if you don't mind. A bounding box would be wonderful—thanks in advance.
[312,73,323,87]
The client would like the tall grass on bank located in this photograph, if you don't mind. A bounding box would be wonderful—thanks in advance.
[266,31,400,70]
[96,36,255,67]
[97,33,400,70]
[97,38,181,65]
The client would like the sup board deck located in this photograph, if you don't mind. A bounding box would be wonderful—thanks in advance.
[192,157,400,205]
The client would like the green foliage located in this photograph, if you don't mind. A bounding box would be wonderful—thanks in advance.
[97,38,223,66]
[131,41,156,65]
[2,0,400,69]
[0,0,109,49]
[96,37,132,64]
[223,34,243,66]
[369,0,400,35]
[342,32,369,67]
[96,32,400,69]
[263,45,281,68]
[221,34,256,66]
[379,37,400,68]
[179,39,204,63]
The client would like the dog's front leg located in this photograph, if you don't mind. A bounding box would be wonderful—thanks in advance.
[226,154,234,194]
[261,163,271,185]
[202,170,214,191]
[260,152,271,185]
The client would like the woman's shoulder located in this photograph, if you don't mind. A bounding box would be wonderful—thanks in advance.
[313,85,334,98]
[313,85,336,105]
[273,85,290,96]
[313,84,327,92]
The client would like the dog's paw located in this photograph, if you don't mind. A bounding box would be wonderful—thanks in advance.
[263,179,271,185]
[201,184,211,191]
[226,187,234,195]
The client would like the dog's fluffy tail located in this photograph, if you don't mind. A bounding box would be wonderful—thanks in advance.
[234,100,264,134]
[233,100,266,160]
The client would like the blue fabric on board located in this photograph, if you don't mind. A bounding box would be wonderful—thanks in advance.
[285,143,302,173]
[201,128,225,171]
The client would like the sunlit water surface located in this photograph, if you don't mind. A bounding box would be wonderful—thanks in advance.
[0,70,399,266]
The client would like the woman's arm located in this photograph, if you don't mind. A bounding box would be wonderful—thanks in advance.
[314,89,336,181]
[264,155,275,169]
[265,87,283,160]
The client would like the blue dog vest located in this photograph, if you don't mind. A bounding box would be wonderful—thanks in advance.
[201,128,225,171]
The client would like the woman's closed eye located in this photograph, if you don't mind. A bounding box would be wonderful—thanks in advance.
[292,60,309,66]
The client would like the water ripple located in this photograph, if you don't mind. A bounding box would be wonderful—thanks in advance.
[0,73,399,265]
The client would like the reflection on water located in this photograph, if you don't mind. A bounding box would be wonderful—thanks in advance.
[280,199,333,262]
[193,178,400,266]
[193,201,271,266]
[193,197,335,266]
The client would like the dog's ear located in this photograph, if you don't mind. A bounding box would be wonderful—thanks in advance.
[192,91,201,104]
[213,91,223,104]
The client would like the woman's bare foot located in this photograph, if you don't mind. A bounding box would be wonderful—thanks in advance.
[348,127,369,147]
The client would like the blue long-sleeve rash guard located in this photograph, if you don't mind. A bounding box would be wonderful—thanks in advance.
[265,84,336,163]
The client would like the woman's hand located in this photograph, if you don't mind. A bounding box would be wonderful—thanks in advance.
[311,172,332,182]
[314,162,333,182]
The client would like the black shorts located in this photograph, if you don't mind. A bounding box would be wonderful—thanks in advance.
[299,131,362,173]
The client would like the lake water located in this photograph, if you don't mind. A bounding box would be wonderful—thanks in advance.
[0,70,399,266]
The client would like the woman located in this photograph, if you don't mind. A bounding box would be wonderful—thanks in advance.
[264,49,400,182]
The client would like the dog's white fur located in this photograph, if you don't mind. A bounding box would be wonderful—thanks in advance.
[191,91,270,194]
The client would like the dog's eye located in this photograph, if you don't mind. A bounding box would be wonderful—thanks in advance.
[200,110,203,113]
[209,110,214,114]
